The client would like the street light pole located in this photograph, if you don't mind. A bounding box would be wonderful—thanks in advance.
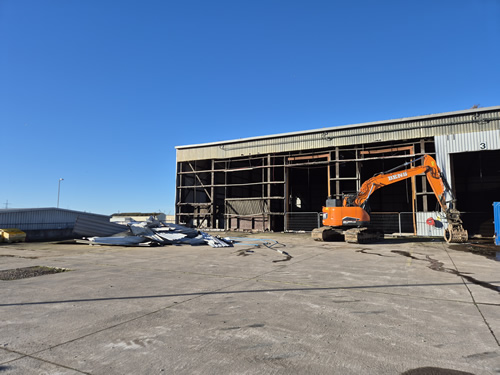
[57,178,64,208]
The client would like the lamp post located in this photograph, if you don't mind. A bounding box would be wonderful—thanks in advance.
[57,178,64,208]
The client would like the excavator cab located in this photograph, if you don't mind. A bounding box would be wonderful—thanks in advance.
[315,195,379,243]
[322,194,371,226]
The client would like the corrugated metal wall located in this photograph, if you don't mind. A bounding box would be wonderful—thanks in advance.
[225,199,268,216]
[416,211,447,237]
[177,107,500,162]
[0,208,110,231]
[435,129,500,201]
[73,215,127,237]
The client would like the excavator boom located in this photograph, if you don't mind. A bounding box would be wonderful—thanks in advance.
[352,155,446,210]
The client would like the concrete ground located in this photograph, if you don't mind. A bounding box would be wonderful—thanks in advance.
[0,233,499,375]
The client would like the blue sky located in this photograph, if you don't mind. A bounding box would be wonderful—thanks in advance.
[1,0,499,215]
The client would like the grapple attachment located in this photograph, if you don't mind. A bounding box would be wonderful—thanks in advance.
[444,223,468,243]
[444,208,468,243]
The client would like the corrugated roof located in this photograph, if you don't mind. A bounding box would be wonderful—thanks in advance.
[176,106,500,162]
[176,106,500,149]
[0,207,107,215]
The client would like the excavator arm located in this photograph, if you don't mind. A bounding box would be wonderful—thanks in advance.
[351,155,447,211]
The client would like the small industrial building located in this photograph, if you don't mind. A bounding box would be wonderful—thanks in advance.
[175,106,500,238]
[0,208,113,241]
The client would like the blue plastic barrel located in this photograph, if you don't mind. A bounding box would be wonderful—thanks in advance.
[494,202,500,246]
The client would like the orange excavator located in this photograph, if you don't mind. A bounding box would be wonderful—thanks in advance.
[311,155,468,243]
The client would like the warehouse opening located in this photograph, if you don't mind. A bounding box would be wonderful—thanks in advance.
[451,149,500,237]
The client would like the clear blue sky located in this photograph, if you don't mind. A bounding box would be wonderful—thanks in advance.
[1,0,499,215]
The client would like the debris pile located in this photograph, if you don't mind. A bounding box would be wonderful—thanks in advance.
[76,217,292,261]
[82,218,233,248]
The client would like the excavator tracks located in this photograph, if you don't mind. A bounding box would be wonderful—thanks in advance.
[344,227,384,244]
[312,226,383,244]
[311,227,344,242]
[313,224,467,244]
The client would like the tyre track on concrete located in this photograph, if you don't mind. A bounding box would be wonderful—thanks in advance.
[2,249,498,308]
[442,243,500,347]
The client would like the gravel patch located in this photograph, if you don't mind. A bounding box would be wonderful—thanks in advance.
[0,266,68,281]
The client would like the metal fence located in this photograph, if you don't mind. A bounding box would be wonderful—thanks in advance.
[370,212,415,235]
[285,211,418,235]
[285,212,322,232]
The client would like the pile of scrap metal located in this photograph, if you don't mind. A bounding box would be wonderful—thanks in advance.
[73,216,292,260]
[76,217,233,248]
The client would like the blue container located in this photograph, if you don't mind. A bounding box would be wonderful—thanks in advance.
[494,202,500,246]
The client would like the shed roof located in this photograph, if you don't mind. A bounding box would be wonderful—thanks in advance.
[0,207,108,217]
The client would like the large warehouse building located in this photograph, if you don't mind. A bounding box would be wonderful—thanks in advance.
[175,106,500,238]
